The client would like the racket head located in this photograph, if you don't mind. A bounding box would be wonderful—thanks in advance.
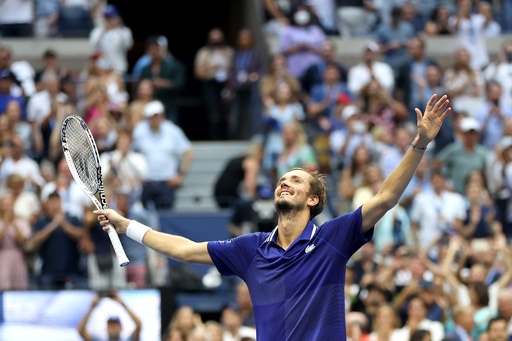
[61,115,102,196]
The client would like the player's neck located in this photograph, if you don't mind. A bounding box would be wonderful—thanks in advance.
[276,213,309,250]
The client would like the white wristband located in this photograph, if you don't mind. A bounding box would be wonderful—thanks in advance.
[126,220,152,244]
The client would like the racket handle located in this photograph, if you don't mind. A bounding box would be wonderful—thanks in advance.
[106,223,130,267]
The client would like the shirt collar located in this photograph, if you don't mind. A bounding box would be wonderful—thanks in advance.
[264,221,319,244]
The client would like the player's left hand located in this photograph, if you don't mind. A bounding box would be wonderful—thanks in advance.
[415,94,451,144]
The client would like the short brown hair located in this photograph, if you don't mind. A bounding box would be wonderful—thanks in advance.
[291,167,327,219]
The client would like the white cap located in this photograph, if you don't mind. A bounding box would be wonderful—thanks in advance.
[363,41,380,53]
[144,100,165,118]
[342,105,359,120]
[459,117,480,133]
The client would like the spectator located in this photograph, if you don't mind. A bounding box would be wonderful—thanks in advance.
[167,306,201,341]
[57,0,94,37]
[474,80,512,150]
[3,99,33,156]
[374,6,416,75]
[368,303,400,341]
[224,28,266,140]
[435,116,488,195]
[125,79,155,129]
[337,144,375,214]
[100,127,148,201]
[139,35,186,124]
[259,53,301,106]
[0,135,45,194]
[26,71,69,161]
[34,0,60,38]
[276,119,319,178]
[28,191,85,289]
[409,170,466,260]
[261,81,305,177]
[335,0,373,38]
[95,57,129,109]
[2,173,41,226]
[372,202,412,255]
[0,68,26,120]
[485,316,509,341]
[443,47,485,118]
[409,329,432,341]
[347,41,395,99]
[446,305,478,340]
[0,45,36,98]
[448,0,490,70]
[459,180,499,240]
[193,27,234,140]
[0,0,34,37]
[132,35,173,79]
[77,291,142,341]
[278,5,326,78]
[89,4,133,76]
[491,137,512,236]
[484,39,512,109]
[132,100,194,211]
[34,50,73,96]
[300,40,348,96]
[233,281,255,328]
[395,36,440,119]
[378,126,415,178]
[0,192,31,290]
[306,62,350,134]
[422,5,452,36]
[213,141,263,209]
[81,207,127,291]
[479,2,501,38]
[391,296,445,341]
[330,104,373,171]
[308,0,338,35]
[40,157,92,223]
[401,2,426,35]
[261,0,296,37]
[497,289,512,335]
[221,305,257,341]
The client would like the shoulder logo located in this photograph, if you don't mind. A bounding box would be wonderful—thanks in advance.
[305,244,316,254]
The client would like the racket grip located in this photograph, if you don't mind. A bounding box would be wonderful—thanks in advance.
[106,223,130,267]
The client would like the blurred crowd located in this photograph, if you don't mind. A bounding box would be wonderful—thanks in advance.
[2,0,512,340]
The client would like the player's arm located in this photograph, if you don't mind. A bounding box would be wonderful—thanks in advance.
[94,209,213,265]
[361,94,451,233]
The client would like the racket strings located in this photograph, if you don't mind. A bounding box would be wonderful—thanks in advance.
[64,120,99,194]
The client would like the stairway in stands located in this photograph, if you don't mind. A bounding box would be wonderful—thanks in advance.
[173,140,250,213]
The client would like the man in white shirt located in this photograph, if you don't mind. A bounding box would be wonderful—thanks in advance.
[410,170,466,260]
[132,100,194,210]
[89,5,133,75]
[347,41,395,98]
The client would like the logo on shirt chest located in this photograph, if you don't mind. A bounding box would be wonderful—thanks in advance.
[304,244,316,254]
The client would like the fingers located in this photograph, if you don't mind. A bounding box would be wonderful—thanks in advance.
[415,108,422,122]
[426,93,437,111]
[432,94,448,112]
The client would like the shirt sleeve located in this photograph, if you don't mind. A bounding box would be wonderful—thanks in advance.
[207,233,261,279]
[322,206,373,258]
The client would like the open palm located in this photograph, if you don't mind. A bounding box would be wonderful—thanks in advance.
[415,94,451,142]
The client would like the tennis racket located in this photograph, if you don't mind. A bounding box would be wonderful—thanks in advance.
[61,115,129,267]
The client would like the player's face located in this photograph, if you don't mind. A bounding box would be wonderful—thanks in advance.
[274,170,312,213]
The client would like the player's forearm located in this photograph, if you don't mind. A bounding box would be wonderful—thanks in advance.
[377,136,427,206]
[125,220,212,264]
[142,229,212,264]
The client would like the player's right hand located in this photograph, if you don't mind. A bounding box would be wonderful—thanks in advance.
[93,209,131,234]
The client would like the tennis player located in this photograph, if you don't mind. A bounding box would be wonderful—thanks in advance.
[95,94,451,340]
